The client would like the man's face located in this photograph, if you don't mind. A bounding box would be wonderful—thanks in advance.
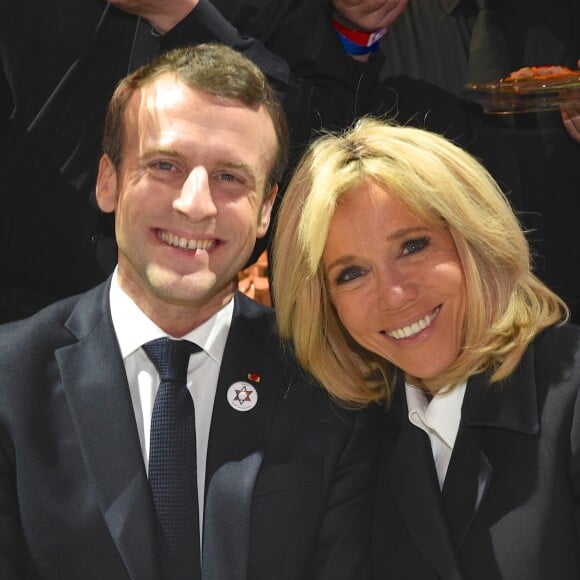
[96,73,278,328]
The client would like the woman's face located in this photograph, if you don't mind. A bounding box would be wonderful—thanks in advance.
[322,180,467,382]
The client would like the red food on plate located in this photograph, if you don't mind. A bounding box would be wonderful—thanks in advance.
[503,65,577,82]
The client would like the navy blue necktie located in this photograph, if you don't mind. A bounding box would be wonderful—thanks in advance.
[143,338,202,580]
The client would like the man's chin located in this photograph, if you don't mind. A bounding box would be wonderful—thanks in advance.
[149,269,239,306]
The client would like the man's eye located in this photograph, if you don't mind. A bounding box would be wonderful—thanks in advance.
[155,161,175,171]
[401,236,429,256]
[216,172,239,183]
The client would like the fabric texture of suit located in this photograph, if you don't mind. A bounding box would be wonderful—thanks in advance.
[373,323,580,579]
[0,281,378,579]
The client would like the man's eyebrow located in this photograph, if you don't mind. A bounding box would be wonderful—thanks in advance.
[140,146,183,160]
[217,159,259,182]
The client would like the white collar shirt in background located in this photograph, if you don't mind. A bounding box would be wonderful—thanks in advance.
[109,269,233,537]
[405,381,467,489]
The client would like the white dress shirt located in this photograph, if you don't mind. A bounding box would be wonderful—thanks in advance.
[109,269,233,536]
[405,381,467,489]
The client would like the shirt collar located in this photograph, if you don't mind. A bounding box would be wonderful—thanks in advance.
[109,268,233,365]
[406,381,467,449]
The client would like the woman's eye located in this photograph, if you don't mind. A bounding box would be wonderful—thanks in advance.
[401,236,429,256]
[336,266,363,285]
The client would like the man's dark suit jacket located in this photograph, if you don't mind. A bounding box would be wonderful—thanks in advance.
[373,323,580,579]
[0,282,378,579]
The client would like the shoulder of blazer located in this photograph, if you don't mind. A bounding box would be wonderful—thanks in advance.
[531,323,580,369]
[0,280,111,366]
[231,291,296,369]
[462,323,580,433]
[528,323,580,401]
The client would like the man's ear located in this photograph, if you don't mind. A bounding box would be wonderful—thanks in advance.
[95,154,118,214]
[256,184,278,239]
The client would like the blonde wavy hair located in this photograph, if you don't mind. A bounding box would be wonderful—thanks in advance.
[271,117,568,406]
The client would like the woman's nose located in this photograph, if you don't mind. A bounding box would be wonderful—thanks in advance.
[377,266,418,311]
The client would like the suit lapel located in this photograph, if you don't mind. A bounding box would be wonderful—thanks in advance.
[58,282,159,580]
[444,352,539,547]
[441,410,493,547]
[387,343,540,577]
[202,294,280,580]
[202,452,262,580]
[386,383,465,580]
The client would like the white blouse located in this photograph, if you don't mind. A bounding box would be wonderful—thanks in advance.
[405,381,467,489]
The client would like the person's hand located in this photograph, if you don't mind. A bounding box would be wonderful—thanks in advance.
[107,0,200,34]
[332,0,409,32]
[560,60,580,143]
[237,251,271,306]
[561,107,580,142]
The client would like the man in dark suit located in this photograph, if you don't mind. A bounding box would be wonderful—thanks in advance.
[0,0,385,323]
[0,44,377,580]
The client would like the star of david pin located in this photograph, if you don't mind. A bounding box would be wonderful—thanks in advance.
[227,381,258,412]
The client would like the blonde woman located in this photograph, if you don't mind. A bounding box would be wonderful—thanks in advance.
[272,117,580,580]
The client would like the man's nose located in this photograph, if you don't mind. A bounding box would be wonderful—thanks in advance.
[172,166,218,220]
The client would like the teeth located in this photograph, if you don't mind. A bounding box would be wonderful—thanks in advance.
[388,306,440,340]
[158,230,216,251]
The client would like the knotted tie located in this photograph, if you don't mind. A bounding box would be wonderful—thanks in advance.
[467,0,510,84]
[143,338,202,580]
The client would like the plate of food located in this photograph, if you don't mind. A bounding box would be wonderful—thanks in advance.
[463,65,580,114]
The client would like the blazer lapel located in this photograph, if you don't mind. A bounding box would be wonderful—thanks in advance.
[58,282,159,580]
[202,452,263,580]
[386,383,465,580]
[386,344,540,577]
[202,294,280,580]
[441,406,493,547]
[445,353,539,547]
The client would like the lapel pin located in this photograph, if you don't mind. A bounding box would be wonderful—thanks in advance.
[247,372,261,383]
[227,381,258,412]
